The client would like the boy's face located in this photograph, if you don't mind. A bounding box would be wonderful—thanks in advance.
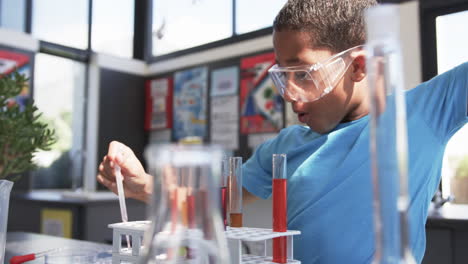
[272,30,368,133]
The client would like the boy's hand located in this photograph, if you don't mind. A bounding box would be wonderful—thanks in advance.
[97,141,153,203]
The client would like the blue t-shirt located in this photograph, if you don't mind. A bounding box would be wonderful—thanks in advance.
[243,62,468,264]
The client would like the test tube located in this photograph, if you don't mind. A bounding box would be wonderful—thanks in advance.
[228,157,243,227]
[221,157,229,228]
[365,5,416,264]
[272,154,287,263]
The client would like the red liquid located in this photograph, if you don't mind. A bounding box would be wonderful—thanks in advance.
[230,213,243,227]
[170,189,178,233]
[195,190,213,239]
[273,178,287,263]
[221,186,227,228]
[187,194,196,228]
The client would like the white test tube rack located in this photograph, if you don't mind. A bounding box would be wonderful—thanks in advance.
[226,226,301,264]
[109,221,301,264]
[108,221,149,264]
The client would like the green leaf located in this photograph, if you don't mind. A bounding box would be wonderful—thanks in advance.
[0,71,56,179]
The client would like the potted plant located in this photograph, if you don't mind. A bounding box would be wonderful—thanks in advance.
[451,155,468,204]
[0,71,55,262]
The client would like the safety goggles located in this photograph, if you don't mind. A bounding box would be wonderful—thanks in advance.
[268,45,364,102]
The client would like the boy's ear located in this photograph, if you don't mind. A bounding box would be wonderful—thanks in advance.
[350,53,366,82]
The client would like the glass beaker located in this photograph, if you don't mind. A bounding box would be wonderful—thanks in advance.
[141,144,230,264]
[366,4,416,264]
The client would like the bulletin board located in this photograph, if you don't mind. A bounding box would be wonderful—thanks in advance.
[145,50,287,160]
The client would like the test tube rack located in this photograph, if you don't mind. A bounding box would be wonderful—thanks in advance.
[109,221,301,264]
[226,226,301,264]
[109,221,217,264]
[108,221,149,264]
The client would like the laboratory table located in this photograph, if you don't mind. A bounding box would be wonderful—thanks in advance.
[4,231,112,264]
[6,192,468,264]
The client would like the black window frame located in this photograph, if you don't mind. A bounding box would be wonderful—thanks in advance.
[1,0,276,63]
[420,0,468,81]
[148,0,277,63]
[419,0,468,197]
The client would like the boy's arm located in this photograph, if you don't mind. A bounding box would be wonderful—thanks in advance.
[244,187,260,205]
[242,137,279,200]
[411,62,468,141]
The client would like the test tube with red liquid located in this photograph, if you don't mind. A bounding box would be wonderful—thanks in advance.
[221,157,229,228]
[228,157,243,227]
[272,153,287,263]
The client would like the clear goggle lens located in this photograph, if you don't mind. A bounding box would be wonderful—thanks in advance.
[268,45,364,102]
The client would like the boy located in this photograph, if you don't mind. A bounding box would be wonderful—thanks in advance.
[97,0,468,263]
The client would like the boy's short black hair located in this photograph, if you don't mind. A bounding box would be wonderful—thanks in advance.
[273,0,378,52]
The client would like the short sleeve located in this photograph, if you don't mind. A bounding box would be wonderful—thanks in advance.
[409,62,468,141]
[242,140,275,199]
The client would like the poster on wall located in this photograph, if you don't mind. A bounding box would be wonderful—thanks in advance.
[210,66,239,150]
[145,77,173,131]
[173,66,208,141]
[0,50,30,76]
[240,52,283,134]
[0,49,32,109]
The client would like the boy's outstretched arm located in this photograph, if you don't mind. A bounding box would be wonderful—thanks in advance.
[97,141,262,207]
[412,62,468,142]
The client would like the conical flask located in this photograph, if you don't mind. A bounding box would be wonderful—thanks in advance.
[365,4,416,264]
[141,144,230,264]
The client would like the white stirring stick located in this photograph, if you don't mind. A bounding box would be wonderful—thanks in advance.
[115,162,131,249]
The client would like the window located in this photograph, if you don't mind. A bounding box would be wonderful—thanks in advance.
[235,0,286,35]
[92,0,134,58]
[32,0,89,49]
[436,10,468,202]
[0,0,26,32]
[31,53,86,189]
[152,0,232,56]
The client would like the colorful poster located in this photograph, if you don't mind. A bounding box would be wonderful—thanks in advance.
[145,77,173,131]
[173,67,208,141]
[0,50,29,75]
[240,52,284,134]
[211,66,239,96]
[0,50,31,110]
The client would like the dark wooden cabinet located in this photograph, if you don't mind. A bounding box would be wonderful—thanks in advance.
[423,204,468,264]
